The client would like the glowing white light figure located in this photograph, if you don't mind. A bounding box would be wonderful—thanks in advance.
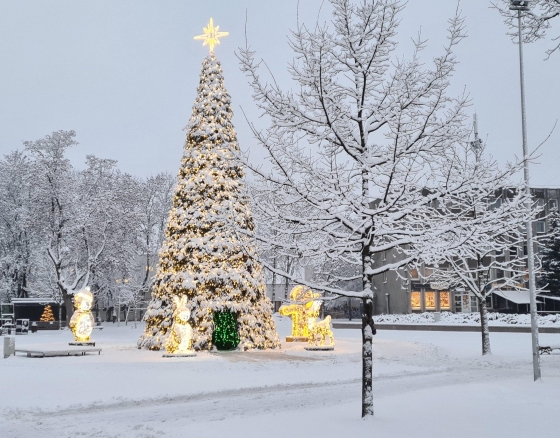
[69,287,95,342]
[166,295,194,353]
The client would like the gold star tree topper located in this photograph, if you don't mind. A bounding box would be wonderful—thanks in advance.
[194,18,229,52]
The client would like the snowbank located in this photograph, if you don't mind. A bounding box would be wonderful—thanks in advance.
[374,311,560,326]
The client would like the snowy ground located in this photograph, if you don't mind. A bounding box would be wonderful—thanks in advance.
[2,316,560,438]
[372,311,560,326]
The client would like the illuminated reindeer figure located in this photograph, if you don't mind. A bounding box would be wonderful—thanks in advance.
[308,314,334,348]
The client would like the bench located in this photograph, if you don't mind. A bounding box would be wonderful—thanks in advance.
[539,344,560,355]
[14,348,102,358]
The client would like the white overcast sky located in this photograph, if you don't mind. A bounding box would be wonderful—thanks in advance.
[0,0,559,186]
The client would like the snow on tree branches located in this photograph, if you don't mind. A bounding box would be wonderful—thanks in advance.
[238,0,473,418]
[415,144,538,356]
[494,0,560,58]
[138,54,279,352]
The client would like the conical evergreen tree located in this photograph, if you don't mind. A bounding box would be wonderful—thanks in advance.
[138,54,279,351]
[539,210,560,296]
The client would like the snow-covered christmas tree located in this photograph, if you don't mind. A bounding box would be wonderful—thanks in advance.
[138,20,279,352]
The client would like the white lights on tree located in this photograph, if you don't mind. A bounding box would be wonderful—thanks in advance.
[138,20,279,352]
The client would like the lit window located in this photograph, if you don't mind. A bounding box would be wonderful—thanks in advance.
[411,292,421,310]
[440,292,450,310]
[425,292,436,310]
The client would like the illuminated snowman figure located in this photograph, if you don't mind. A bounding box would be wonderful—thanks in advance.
[69,287,95,342]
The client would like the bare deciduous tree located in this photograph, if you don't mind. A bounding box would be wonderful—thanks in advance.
[494,0,560,58]
[417,144,536,355]
[238,0,472,417]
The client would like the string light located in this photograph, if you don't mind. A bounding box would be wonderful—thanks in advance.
[279,285,322,341]
[212,311,240,350]
[138,51,279,352]
[69,288,94,342]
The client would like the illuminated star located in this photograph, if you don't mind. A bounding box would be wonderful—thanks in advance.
[194,18,229,52]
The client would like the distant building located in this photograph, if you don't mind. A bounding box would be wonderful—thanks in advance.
[373,187,560,315]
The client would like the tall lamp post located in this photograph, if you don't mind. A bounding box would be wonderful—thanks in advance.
[509,0,541,381]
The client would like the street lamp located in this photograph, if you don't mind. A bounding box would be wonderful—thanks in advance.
[509,0,541,381]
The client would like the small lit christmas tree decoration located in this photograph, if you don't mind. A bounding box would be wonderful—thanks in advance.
[40,305,55,322]
[212,310,240,350]
[138,20,279,352]
[279,286,322,342]
[69,288,95,342]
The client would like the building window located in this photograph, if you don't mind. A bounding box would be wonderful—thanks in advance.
[440,291,451,310]
[425,292,436,310]
[410,268,419,279]
[550,199,558,211]
[424,268,433,278]
[509,246,518,258]
[536,221,546,234]
[411,292,421,310]
[383,271,387,283]
[494,198,502,209]
[536,199,545,209]
[470,295,479,313]
[382,251,386,261]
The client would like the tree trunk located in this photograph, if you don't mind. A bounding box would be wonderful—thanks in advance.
[63,291,74,326]
[479,297,491,355]
[361,295,375,417]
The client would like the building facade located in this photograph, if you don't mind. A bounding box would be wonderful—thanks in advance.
[372,187,560,315]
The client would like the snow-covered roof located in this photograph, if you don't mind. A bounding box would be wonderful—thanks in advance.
[540,295,560,302]
[9,298,59,304]
[492,290,544,305]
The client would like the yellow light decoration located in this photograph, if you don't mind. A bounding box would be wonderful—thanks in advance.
[165,296,194,354]
[40,304,55,322]
[138,52,279,352]
[194,18,229,52]
[308,315,334,348]
[279,285,322,341]
[69,287,95,342]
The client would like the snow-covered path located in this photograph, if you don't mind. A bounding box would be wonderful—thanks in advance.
[2,317,560,437]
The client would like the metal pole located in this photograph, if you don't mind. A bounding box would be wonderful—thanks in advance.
[516,8,541,381]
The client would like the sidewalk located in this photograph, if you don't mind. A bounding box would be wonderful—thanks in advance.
[333,320,560,333]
